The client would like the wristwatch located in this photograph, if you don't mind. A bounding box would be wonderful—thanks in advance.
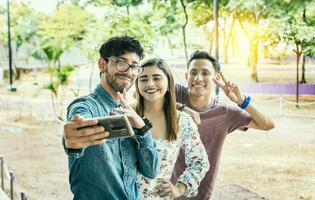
[134,117,153,136]
[177,103,186,111]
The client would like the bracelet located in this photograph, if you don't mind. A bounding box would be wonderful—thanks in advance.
[178,103,186,111]
[239,95,251,109]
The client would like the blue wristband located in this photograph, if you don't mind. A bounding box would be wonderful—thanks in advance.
[239,95,251,109]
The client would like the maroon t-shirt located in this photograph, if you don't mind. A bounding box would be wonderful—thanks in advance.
[172,84,252,200]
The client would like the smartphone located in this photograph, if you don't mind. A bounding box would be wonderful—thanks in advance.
[96,115,134,139]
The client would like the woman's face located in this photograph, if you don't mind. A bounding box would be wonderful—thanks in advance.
[137,66,169,103]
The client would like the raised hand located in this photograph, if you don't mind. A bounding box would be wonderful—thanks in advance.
[153,178,186,198]
[182,106,201,125]
[64,114,109,149]
[213,72,245,105]
[112,89,145,129]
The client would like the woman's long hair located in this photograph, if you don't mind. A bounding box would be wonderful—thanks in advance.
[135,58,178,141]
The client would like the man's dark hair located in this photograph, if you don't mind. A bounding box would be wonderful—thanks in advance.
[99,36,145,60]
[187,50,219,71]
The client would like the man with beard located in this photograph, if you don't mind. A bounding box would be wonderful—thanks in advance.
[62,36,159,200]
[172,51,275,200]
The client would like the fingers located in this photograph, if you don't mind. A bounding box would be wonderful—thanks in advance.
[218,71,228,84]
[157,188,172,197]
[194,114,201,125]
[213,77,224,89]
[65,127,109,149]
[66,118,98,130]
[112,108,128,114]
[75,126,107,138]
[112,108,135,119]
[75,132,109,143]
[117,91,129,109]
[155,180,172,197]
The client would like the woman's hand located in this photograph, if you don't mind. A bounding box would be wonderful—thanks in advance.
[153,178,186,198]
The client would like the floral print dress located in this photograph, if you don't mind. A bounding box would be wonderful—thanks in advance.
[137,112,210,200]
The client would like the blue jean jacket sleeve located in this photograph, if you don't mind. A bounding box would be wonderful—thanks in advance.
[62,98,94,158]
[133,131,160,179]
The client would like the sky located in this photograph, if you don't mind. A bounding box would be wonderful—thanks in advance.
[1,0,57,14]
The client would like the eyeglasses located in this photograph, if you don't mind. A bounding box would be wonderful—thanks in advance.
[107,57,143,76]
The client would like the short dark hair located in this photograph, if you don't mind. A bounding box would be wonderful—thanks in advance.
[187,50,219,71]
[99,36,145,60]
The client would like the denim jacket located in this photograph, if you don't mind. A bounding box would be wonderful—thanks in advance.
[65,84,160,200]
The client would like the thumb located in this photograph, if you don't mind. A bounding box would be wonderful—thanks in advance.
[71,114,84,122]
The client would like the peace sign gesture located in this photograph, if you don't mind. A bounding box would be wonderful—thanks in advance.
[213,72,245,105]
[112,89,145,129]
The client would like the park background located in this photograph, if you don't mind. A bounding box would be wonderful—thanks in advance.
[0,0,314,199]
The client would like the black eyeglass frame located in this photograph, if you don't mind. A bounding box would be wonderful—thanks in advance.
[106,57,143,76]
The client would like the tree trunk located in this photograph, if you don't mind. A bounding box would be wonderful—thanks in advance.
[89,61,95,91]
[300,54,307,83]
[239,19,259,82]
[232,32,237,56]
[209,30,214,55]
[180,0,188,63]
[294,43,302,108]
[127,6,130,15]
[224,16,235,64]
[166,36,174,56]
[223,17,227,63]
[249,38,259,82]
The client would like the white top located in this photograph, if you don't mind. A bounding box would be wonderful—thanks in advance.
[137,112,210,200]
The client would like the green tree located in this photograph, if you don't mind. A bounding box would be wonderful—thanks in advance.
[189,0,233,62]
[149,1,181,56]
[0,3,42,79]
[268,0,315,84]
[112,0,142,14]
[34,4,93,120]
[104,13,156,53]
[78,20,111,92]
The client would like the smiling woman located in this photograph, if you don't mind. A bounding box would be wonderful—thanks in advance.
[135,58,209,199]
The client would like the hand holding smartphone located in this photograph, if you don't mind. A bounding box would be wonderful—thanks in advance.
[77,115,134,139]
[96,115,134,139]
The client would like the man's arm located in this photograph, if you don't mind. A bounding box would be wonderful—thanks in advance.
[113,90,160,178]
[63,98,109,156]
[214,72,275,131]
[242,100,275,130]
[133,133,160,179]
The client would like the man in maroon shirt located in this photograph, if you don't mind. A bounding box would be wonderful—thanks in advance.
[172,51,275,200]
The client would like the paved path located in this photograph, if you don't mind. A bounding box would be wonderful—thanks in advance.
[212,184,267,200]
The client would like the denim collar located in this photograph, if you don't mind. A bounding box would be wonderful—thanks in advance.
[94,84,120,109]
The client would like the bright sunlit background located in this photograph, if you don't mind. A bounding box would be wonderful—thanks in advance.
[0,0,314,199]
